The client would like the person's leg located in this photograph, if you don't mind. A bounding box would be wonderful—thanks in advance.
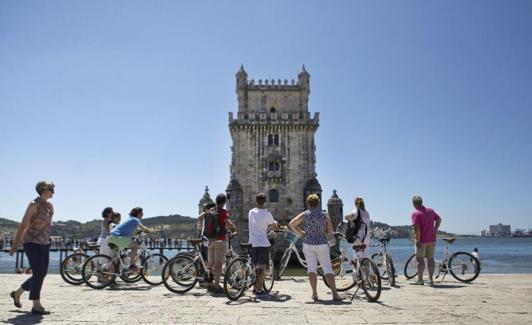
[416,243,426,283]
[253,248,268,293]
[316,244,341,299]
[213,241,226,288]
[303,244,319,299]
[426,243,436,282]
[23,244,48,310]
[129,240,139,267]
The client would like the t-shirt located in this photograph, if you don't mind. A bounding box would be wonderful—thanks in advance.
[207,208,230,241]
[110,216,141,237]
[248,208,275,247]
[411,206,441,244]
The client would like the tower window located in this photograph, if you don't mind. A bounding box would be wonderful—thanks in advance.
[268,161,280,171]
[270,107,276,113]
[269,189,279,203]
[268,134,280,146]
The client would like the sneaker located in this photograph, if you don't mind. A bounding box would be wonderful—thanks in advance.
[411,279,424,285]
[428,279,434,286]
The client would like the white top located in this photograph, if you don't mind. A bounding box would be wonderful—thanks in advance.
[345,208,371,246]
[248,208,275,247]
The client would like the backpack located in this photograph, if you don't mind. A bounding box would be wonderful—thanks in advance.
[344,208,367,244]
[202,207,226,239]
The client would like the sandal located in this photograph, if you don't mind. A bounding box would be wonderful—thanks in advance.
[10,291,21,308]
[411,279,425,285]
[311,294,318,301]
[332,295,344,301]
[31,308,51,315]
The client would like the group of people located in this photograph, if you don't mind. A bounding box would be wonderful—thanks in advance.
[7,180,444,314]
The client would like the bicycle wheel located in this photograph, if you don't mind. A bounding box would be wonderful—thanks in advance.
[404,254,418,279]
[276,250,291,279]
[371,252,388,280]
[141,253,168,285]
[82,254,117,289]
[224,257,249,301]
[162,255,198,294]
[324,257,356,292]
[359,258,381,302]
[60,253,89,285]
[263,253,275,293]
[448,252,480,283]
[386,255,396,286]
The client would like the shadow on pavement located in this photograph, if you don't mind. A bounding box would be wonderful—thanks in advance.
[2,310,43,325]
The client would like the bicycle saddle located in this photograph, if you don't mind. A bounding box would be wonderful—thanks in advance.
[353,243,366,250]
[442,237,456,244]
[239,243,252,249]
[188,238,203,245]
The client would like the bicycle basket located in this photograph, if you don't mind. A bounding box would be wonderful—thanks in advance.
[285,230,300,244]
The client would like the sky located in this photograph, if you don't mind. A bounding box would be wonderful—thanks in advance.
[1,0,531,235]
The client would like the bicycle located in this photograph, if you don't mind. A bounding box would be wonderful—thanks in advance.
[223,240,277,301]
[403,237,481,283]
[324,232,382,302]
[370,227,396,287]
[276,228,340,279]
[81,233,168,289]
[60,243,100,285]
[161,231,239,294]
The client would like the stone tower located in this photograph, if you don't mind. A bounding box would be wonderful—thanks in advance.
[227,65,322,238]
[198,186,214,215]
[327,190,344,229]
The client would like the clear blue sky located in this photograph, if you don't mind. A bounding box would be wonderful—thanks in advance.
[1,1,531,234]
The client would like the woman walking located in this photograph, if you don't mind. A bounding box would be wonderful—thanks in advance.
[9,181,55,315]
[289,194,342,301]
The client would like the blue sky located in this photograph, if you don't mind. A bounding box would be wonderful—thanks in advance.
[1,1,531,234]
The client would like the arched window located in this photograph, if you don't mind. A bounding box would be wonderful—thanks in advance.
[269,189,279,203]
[270,107,276,113]
[268,134,279,146]
[268,161,280,171]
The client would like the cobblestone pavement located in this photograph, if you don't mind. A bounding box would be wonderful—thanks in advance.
[1,274,531,324]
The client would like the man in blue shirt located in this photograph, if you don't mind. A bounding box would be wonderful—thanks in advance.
[108,207,152,269]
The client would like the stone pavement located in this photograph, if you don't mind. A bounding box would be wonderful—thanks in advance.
[1,274,531,324]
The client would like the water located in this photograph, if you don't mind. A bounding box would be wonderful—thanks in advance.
[1,237,531,274]
[378,237,532,274]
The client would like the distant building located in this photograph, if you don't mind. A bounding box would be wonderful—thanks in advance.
[481,229,488,237]
[489,223,511,237]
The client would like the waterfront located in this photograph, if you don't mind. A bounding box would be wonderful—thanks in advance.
[1,237,531,274]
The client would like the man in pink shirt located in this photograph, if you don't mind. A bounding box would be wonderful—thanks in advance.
[411,195,441,285]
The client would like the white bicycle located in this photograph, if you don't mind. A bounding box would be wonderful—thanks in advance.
[276,228,340,279]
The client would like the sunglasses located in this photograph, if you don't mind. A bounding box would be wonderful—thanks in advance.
[48,188,55,193]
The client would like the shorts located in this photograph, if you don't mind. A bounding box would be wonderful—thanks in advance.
[107,236,133,250]
[207,240,227,267]
[251,247,269,266]
[416,242,436,258]
[302,243,333,275]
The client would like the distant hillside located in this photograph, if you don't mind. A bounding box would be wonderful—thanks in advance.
[0,215,198,239]
[371,221,455,238]
[1,216,455,239]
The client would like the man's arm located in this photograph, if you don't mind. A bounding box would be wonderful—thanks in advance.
[288,212,305,236]
[435,218,441,234]
[137,223,152,233]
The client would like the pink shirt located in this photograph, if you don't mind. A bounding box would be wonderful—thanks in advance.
[411,206,441,244]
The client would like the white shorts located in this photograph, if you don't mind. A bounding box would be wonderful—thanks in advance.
[303,243,333,275]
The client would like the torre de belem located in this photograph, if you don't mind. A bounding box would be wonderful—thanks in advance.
[221,65,344,240]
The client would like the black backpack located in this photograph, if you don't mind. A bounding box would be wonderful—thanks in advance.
[202,207,226,239]
[344,208,367,244]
